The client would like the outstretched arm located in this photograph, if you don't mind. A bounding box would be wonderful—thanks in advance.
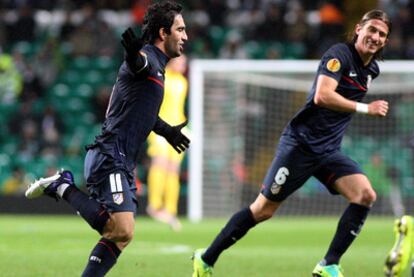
[121,27,149,74]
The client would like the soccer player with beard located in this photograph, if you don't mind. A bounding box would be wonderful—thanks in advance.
[25,1,189,276]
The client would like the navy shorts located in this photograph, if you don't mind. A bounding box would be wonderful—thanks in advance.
[261,134,364,202]
[84,148,137,214]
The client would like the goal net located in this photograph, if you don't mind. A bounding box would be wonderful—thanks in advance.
[188,60,414,221]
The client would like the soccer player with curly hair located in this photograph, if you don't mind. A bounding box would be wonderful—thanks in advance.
[25,1,189,276]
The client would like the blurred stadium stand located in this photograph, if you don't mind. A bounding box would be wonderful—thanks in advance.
[1,0,414,214]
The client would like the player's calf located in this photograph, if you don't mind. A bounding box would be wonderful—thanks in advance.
[82,237,121,277]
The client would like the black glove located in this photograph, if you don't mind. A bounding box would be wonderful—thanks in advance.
[121,27,143,59]
[163,121,191,154]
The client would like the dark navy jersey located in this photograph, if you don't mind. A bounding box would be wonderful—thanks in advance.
[92,44,169,173]
[284,43,380,154]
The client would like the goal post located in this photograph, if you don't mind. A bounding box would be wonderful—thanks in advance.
[188,59,414,222]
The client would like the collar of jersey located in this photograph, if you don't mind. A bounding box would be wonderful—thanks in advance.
[347,42,372,69]
[144,44,169,72]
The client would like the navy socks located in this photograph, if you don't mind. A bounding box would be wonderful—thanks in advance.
[81,238,121,277]
[324,203,370,265]
[202,207,257,266]
[63,187,110,234]
[62,189,120,276]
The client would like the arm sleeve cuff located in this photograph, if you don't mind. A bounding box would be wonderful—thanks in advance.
[126,52,148,74]
[153,117,171,136]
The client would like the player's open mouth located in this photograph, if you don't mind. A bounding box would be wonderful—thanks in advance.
[366,41,378,50]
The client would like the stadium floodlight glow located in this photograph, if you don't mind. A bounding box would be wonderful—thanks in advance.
[188,59,414,222]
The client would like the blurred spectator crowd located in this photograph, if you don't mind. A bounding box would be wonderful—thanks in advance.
[1,0,414,194]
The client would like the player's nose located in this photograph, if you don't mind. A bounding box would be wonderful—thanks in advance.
[371,31,380,42]
[182,31,188,42]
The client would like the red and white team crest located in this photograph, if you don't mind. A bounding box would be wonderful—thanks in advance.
[271,182,282,195]
[113,193,124,205]
[110,173,124,205]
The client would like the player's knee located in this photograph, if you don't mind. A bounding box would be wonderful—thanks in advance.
[250,196,279,222]
[252,208,274,222]
[259,211,274,222]
[118,229,134,244]
[103,219,134,244]
[358,188,377,206]
[110,227,134,244]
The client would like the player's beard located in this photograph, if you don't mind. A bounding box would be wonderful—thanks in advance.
[165,39,182,58]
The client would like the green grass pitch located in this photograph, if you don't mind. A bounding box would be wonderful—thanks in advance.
[0,215,400,276]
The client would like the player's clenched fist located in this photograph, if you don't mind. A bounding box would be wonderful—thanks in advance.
[368,100,389,117]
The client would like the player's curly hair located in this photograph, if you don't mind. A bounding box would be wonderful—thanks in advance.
[141,1,183,44]
[349,9,392,60]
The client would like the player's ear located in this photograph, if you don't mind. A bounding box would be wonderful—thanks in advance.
[159,27,167,41]
[355,24,362,36]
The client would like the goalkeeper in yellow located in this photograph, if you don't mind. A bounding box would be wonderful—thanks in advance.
[146,54,188,231]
